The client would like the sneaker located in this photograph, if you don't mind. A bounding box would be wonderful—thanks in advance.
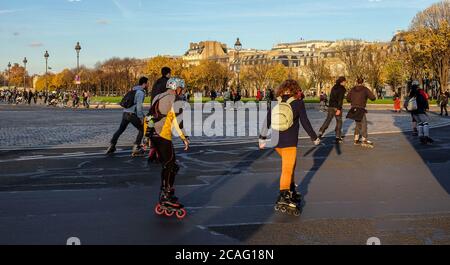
[354,140,361,145]
[106,144,116,154]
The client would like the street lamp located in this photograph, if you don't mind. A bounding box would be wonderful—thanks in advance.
[234,38,242,91]
[75,42,81,92]
[44,50,49,92]
[23,57,28,90]
[7,62,11,90]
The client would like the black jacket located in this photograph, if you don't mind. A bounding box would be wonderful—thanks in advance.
[151,76,169,101]
[328,84,346,110]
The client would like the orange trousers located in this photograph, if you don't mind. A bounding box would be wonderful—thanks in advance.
[275,147,297,191]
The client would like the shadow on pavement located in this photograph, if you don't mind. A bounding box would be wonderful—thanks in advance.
[393,114,450,194]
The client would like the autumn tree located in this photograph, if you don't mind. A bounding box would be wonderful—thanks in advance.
[364,44,387,98]
[267,63,289,90]
[337,42,366,84]
[52,69,75,91]
[240,62,273,95]
[383,54,408,96]
[8,63,29,88]
[145,56,185,86]
[187,60,231,92]
[307,58,332,96]
[406,1,450,94]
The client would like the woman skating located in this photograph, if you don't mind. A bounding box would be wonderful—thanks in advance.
[259,80,320,216]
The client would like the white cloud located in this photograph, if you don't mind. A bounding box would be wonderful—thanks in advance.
[67,0,82,2]
[29,42,44,48]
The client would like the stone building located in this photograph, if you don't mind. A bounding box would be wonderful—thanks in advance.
[183,41,229,66]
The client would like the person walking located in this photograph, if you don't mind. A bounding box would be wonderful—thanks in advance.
[346,78,376,148]
[318,77,347,144]
[439,91,449,116]
[151,67,171,100]
[107,77,149,156]
[259,80,321,216]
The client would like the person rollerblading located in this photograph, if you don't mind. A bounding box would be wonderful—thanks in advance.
[107,77,149,156]
[260,80,321,217]
[318,77,347,144]
[346,78,376,149]
[405,82,434,145]
[150,77,190,219]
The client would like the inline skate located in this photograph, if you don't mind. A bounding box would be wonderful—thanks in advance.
[155,189,187,219]
[274,190,301,217]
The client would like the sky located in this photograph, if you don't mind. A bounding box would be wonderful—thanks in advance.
[0,0,440,75]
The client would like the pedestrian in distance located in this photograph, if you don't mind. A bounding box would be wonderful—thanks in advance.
[259,80,321,217]
[106,77,149,156]
[393,92,402,113]
[439,91,449,117]
[318,76,347,144]
[346,77,376,148]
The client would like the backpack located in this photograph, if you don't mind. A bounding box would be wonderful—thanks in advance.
[271,97,295,132]
[148,95,169,122]
[407,97,418,112]
[119,90,137,108]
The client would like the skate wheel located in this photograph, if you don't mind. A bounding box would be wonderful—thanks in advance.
[280,207,287,213]
[164,209,175,217]
[274,205,280,211]
[293,209,301,217]
[176,209,187,219]
[155,204,164,215]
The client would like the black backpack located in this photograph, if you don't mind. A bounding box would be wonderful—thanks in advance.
[119,90,137,108]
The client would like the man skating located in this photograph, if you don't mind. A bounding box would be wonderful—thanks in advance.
[346,78,376,148]
[318,76,347,144]
[106,77,149,156]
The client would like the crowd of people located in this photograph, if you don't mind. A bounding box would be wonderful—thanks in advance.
[0,88,92,108]
[103,65,444,219]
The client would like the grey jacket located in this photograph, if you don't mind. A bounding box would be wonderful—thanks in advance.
[124,86,146,119]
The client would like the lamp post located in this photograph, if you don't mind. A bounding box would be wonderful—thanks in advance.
[23,57,28,90]
[234,38,242,91]
[7,62,11,90]
[44,51,49,92]
[75,42,81,92]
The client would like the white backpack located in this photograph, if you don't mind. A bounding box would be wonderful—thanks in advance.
[407,97,418,111]
[271,97,295,132]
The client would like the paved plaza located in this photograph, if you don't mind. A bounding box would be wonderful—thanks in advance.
[0,104,449,245]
